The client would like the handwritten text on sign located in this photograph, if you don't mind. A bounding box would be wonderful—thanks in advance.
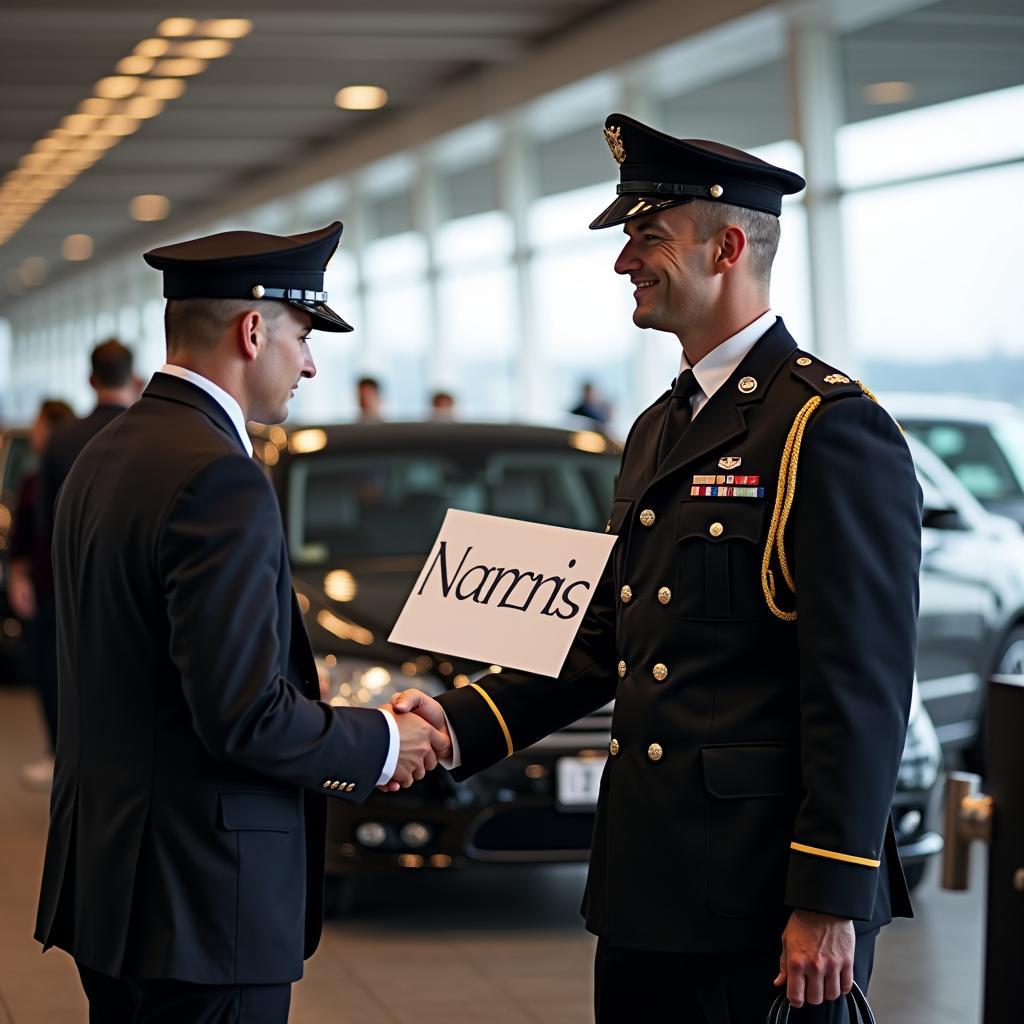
[389,510,617,677]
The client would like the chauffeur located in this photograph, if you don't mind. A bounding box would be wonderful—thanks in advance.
[392,116,922,1022]
[34,223,448,1023]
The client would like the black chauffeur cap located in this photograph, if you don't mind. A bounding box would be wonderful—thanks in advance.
[144,221,352,332]
[590,114,806,230]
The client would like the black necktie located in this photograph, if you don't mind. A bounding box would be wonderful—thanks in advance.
[657,369,701,466]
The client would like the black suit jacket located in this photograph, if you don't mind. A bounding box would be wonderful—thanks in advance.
[439,320,921,952]
[35,373,390,984]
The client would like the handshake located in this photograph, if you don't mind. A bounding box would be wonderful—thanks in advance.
[379,690,452,792]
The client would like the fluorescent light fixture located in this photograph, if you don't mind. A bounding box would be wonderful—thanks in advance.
[116,55,155,75]
[152,57,207,77]
[139,78,188,99]
[129,194,171,221]
[176,39,233,59]
[95,76,140,99]
[335,85,389,111]
[62,234,94,261]
[78,97,118,117]
[124,96,166,119]
[135,38,171,57]
[198,19,253,38]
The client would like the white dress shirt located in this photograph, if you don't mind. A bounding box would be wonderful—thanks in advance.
[156,364,400,785]
[679,308,777,419]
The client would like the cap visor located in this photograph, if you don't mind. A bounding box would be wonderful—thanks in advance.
[289,300,353,333]
[589,194,694,230]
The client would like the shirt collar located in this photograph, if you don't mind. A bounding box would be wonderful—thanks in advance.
[681,309,778,403]
[157,364,253,457]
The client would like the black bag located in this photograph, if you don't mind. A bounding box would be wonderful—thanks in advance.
[766,981,876,1023]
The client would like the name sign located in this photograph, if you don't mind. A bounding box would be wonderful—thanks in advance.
[389,509,617,678]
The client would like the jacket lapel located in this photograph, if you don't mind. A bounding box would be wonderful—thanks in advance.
[143,372,247,454]
[648,319,798,488]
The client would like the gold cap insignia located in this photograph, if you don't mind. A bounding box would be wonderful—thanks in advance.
[603,126,626,165]
[718,456,742,471]
[252,284,265,298]
[709,184,724,198]
[824,373,851,384]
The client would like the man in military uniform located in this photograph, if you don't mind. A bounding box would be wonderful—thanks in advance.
[35,223,448,1022]
[390,116,922,1022]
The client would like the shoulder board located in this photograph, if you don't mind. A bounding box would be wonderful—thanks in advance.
[789,351,864,400]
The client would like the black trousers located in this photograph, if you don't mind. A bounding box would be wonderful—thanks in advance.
[594,929,877,1024]
[77,963,292,1024]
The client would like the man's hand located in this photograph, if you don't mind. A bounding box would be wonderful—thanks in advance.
[775,909,855,1008]
[8,564,35,620]
[378,689,452,792]
[383,702,450,790]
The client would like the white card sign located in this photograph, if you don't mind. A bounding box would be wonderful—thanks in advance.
[389,509,617,678]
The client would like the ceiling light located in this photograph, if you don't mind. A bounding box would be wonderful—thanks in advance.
[100,115,141,137]
[158,17,197,37]
[176,39,233,59]
[18,151,59,169]
[78,133,120,151]
[139,78,188,100]
[116,55,155,75]
[95,76,140,99]
[152,57,206,77]
[78,97,118,117]
[335,85,388,111]
[61,113,103,133]
[130,194,170,221]
[62,234,94,261]
[197,19,253,38]
[135,38,171,58]
[33,137,68,153]
[864,81,913,105]
[124,96,165,119]
[18,257,49,287]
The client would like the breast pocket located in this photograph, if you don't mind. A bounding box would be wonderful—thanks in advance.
[675,500,766,620]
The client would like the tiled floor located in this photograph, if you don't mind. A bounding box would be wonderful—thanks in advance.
[0,686,984,1022]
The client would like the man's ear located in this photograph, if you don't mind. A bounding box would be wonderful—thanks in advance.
[238,310,262,362]
[715,225,747,273]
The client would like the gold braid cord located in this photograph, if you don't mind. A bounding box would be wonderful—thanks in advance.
[760,382,877,621]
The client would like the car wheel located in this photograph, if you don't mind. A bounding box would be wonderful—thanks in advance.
[323,875,357,918]
[964,624,1024,775]
[902,860,928,893]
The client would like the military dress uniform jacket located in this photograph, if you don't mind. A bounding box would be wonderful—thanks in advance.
[439,319,921,952]
[34,373,391,985]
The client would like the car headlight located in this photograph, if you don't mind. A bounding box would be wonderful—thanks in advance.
[315,655,446,708]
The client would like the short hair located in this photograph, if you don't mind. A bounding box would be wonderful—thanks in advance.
[90,339,134,388]
[431,390,454,406]
[687,200,781,288]
[164,298,286,354]
[357,376,380,391]
[38,399,76,429]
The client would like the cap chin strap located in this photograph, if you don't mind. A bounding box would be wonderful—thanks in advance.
[258,287,328,302]
[617,181,713,199]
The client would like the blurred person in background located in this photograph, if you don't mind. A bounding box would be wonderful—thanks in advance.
[570,380,610,425]
[7,398,76,790]
[356,375,384,422]
[429,389,456,421]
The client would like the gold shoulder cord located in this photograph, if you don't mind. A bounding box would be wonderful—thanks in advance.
[761,382,877,621]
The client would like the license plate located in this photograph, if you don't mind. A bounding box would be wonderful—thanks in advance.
[556,755,606,810]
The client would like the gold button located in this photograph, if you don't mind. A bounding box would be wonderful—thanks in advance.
[796,356,812,366]
[620,585,633,604]
[617,660,627,678]
[709,184,724,198]
[346,783,356,792]
[647,743,663,762]
[709,522,724,538]
[609,738,620,756]
[605,520,612,533]
[658,586,671,605]
[640,509,656,527]
[652,663,668,682]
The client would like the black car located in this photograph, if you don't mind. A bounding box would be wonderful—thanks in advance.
[255,419,1024,908]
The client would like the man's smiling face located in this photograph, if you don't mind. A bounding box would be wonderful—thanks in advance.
[613,204,715,336]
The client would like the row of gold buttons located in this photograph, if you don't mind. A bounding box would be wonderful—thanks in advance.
[617,660,669,681]
[620,585,672,604]
[322,779,356,792]
[639,508,726,539]
[609,738,663,762]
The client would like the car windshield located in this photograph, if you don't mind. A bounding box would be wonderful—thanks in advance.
[905,419,1024,501]
[285,445,619,564]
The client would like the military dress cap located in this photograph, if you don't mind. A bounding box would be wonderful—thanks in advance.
[590,113,806,229]
[143,221,352,332]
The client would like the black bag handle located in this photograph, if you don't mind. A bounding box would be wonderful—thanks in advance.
[766,981,876,1023]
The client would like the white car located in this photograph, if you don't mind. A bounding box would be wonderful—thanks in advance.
[883,393,1024,528]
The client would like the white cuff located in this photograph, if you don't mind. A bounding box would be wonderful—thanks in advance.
[440,708,462,770]
[376,708,400,785]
